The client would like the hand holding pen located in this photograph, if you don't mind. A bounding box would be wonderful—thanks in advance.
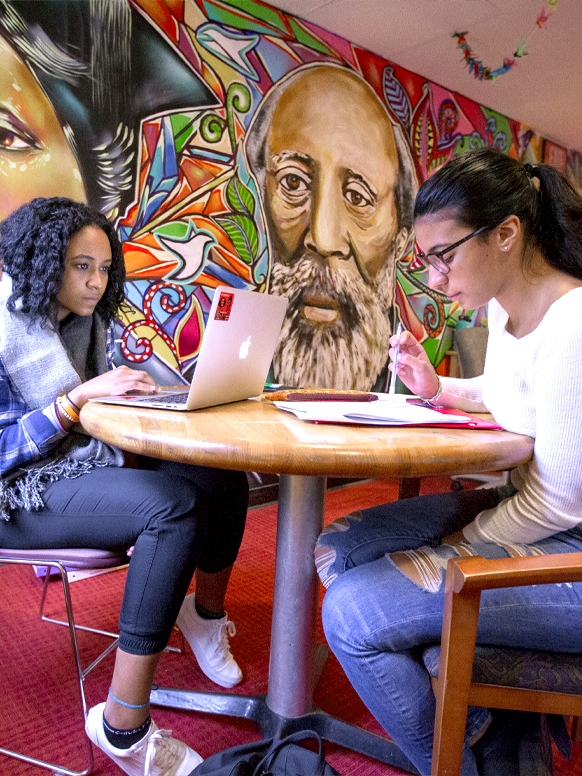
[388,323,441,399]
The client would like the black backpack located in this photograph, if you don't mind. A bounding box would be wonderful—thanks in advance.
[190,730,341,776]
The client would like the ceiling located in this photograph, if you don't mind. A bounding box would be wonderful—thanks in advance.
[264,0,582,153]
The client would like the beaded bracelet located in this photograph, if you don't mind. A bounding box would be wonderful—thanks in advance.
[59,393,80,422]
[54,400,72,430]
[56,395,79,425]
[422,377,443,408]
[55,399,75,425]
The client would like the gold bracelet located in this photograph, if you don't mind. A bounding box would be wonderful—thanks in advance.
[59,394,80,422]
[56,399,76,424]
[65,392,81,412]
[56,395,79,424]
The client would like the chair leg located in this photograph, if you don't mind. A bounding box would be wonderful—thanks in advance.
[431,583,482,776]
[0,559,93,776]
[40,568,120,640]
[39,565,183,678]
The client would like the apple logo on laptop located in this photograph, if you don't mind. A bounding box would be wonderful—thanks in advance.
[239,335,251,359]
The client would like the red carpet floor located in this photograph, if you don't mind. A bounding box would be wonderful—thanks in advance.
[0,476,580,775]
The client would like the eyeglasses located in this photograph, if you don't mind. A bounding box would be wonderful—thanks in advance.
[415,225,490,275]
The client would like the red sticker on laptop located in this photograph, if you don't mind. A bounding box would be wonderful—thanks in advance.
[215,291,234,321]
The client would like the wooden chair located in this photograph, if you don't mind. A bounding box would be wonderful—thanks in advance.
[426,552,582,776]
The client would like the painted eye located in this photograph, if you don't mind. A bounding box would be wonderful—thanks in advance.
[344,181,374,209]
[278,172,309,194]
[0,116,39,151]
[271,165,311,205]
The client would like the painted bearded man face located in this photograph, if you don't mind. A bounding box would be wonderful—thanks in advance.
[246,65,413,390]
[269,252,396,390]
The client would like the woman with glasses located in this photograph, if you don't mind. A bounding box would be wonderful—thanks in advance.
[316,147,582,775]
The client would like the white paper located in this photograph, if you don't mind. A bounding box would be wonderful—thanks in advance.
[273,394,469,426]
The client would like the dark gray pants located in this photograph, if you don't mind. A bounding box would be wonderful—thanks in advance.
[0,460,248,654]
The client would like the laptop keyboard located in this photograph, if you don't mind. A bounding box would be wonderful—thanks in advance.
[146,393,189,405]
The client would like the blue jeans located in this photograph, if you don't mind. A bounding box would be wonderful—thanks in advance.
[317,486,582,775]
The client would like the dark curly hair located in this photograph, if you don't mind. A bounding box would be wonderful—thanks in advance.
[0,197,125,326]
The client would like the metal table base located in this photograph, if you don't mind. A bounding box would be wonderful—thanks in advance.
[150,685,416,771]
[151,474,417,773]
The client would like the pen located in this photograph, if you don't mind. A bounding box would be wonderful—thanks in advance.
[389,321,403,395]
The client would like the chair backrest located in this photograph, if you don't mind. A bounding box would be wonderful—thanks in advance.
[454,326,488,379]
[429,552,582,776]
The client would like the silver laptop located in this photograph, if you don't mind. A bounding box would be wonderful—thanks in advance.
[91,286,288,411]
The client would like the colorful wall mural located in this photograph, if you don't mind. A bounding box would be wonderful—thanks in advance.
[1,0,580,391]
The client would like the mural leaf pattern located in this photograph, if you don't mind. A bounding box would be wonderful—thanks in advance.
[383,66,411,133]
[214,213,259,265]
[226,170,256,217]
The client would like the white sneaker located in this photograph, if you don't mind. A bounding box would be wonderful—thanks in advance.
[176,594,243,688]
[85,702,203,776]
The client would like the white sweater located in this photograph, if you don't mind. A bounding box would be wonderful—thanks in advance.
[439,288,582,545]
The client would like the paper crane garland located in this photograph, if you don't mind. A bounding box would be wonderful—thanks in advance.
[453,0,558,82]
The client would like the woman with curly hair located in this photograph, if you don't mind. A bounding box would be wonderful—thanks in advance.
[0,197,249,775]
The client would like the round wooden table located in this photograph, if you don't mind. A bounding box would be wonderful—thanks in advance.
[80,396,532,479]
[81,398,534,770]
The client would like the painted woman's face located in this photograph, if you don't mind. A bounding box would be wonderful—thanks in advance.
[0,37,86,220]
